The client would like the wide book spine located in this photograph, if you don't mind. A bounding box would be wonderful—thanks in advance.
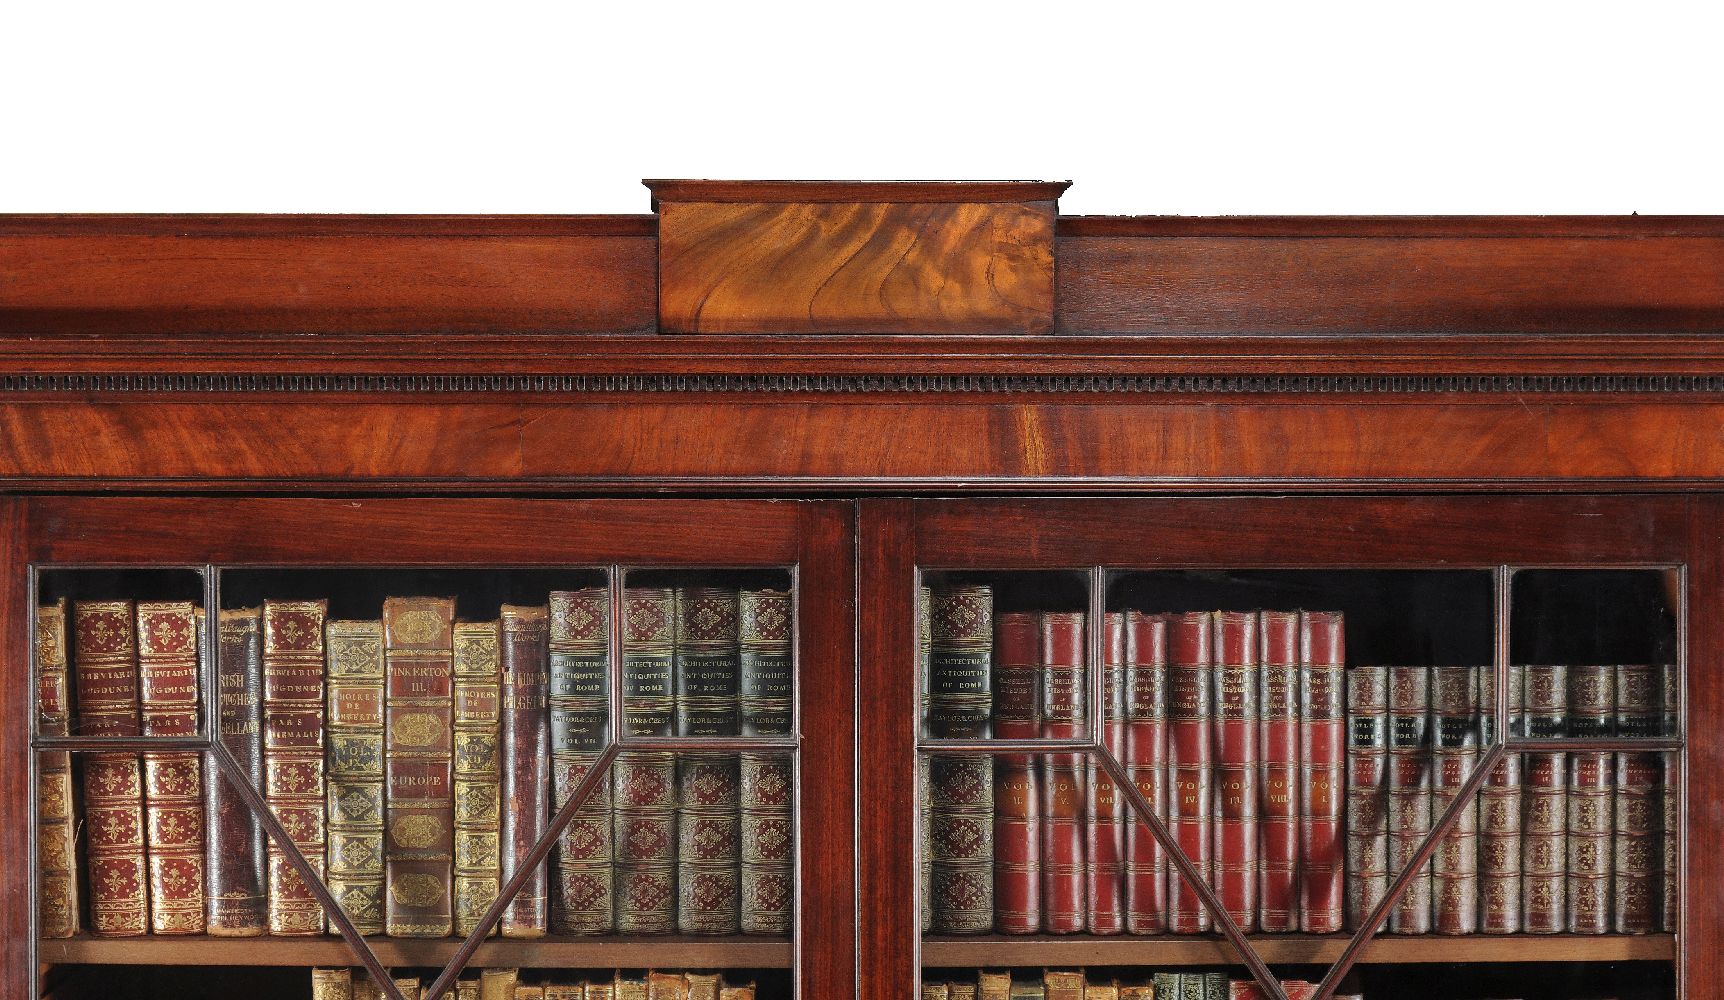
[1566,664,1614,935]
[1477,664,1524,934]
[738,588,794,936]
[1298,611,1345,934]
[991,611,1042,934]
[207,608,267,935]
[1212,610,1259,932]
[500,606,551,937]
[382,596,456,938]
[138,600,208,934]
[1259,611,1301,933]
[1613,663,1661,934]
[35,599,79,938]
[1521,664,1567,934]
[74,599,148,937]
[1166,611,1214,934]
[1429,664,1479,935]
[1085,612,1127,934]
[928,585,995,935]
[1385,664,1431,934]
[326,619,387,936]
[1040,610,1087,934]
[1342,663,1388,932]
[674,587,742,935]
[615,587,678,935]
[451,620,501,937]
[1123,611,1169,934]
[549,587,614,935]
[262,599,329,936]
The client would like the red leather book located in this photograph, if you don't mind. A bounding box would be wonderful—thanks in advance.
[499,605,551,937]
[674,587,742,935]
[381,596,455,938]
[549,587,614,935]
[1429,664,1479,935]
[928,585,994,935]
[738,588,794,936]
[615,587,678,935]
[1298,610,1345,934]
[1566,664,1614,935]
[206,607,267,936]
[1259,611,1301,933]
[1661,663,1679,933]
[1477,664,1524,934]
[1521,663,1567,934]
[1613,664,1661,934]
[1039,610,1087,934]
[35,599,79,939]
[262,599,330,936]
[1166,611,1214,934]
[1385,664,1431,934]
[138,601,207,935]
[1085,611,1127,934]
[1123,611,1169,935]
[1342,663,1388,932]
[991,611,1042,934]
[1212,610,1259,931]
[74,600,148,937]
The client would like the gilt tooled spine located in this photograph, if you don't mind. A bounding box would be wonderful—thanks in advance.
[1477,664,1524,934]
[1039,610,1086,935]
[1566,664,1614,934]
[1343,664,1388,932]
[1123,611,1169,935]
[382,596,456,938]
[928,585,995,934]
[1212,610,1259,932]
[1385,664,1431,934]
[549,587,614,935]
[451,620,501,937]
[499,606,551,937]
[1521,664,1567,934]
[1085,612,1128,934]
[207,608,267,935]
[74,599,148,937]
[326,619,387,936]
[138,601,208,934]
[917,586,934,934]
[615,587,677,935]
[1298,611,1346,934]
[1661,663,1679,932]
[1166,611,1214,934]
[1429,665,1479,935]
[675,587,742,935]
[991,611,1042,934]
[35,599,80,939]
[1613,664,1660,934]
[739,588,794,936]
[263,599,328,936]
[1260,611,1302,933]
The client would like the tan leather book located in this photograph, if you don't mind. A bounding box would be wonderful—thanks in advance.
[586,985,618,1000]
[513,987,546,1000]
[1117,988,1153,1000]
[646,971,688,1000]
[352,970,383,1000]
[977,972,1012,1000]
[383,596,457,937]
[326,619,387,935]
[923,986,951,1000]
[479,968,520,1000]
[684,973,722,1000]
[261,599,329,936]
[716,987,754,1000]
[311,968,352,1000]
[612,976,648,1000]
[1083,984,1120,1000]
[452,620,502,937]
[455,980,481,1000]
[544,985,585,1000]
[73,599,147,936]
[394,976,424,1000]
[34,599,79,938]
[1043,972,1085,1000]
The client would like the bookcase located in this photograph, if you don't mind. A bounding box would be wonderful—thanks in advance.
[5,182,1724,1000]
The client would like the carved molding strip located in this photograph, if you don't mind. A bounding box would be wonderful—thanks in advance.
[5,373,1724,394]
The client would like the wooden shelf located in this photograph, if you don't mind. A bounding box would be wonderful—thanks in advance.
[920,934,1676,967]
[40,934,793,969]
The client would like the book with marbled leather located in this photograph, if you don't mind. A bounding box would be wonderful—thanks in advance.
[499,605,551,937]
[35,599,79,939]
[1385,664,1431,934]
[74,599,148,937]
[549,587,613,935]
[1430,664,1479,935]
[207,607,267,935]
[1259,611,1301,933]
[615,587,678,935]
[138,600,207,934]
[929,585,995,935]
[451,620,501,937]
[1212,610,1259,932]
[992,611,1042,934]
[1566,664,1614,934]
[326,619,387,936]
[1343,663,1388,932]
[1040,610,1086,934]
[1477,664,1524,934]
[1166,611,1214,934]
[675,587,742,935]
[1521,663,1567,934]
[1298,611,1345,934]
[383,596,456,937]
[1123,611,1169,935]
[739,588,794,936]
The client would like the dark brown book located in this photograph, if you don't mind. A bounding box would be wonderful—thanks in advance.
[1260,611,1301,933]
[1567,664,1615,934]
[1521,664,1567,934]
[739,588,794,936]
[928,585,995,935]
[35,598,79,939]
[138,601,208,935]
[917,585,934,934]
[207,607,268,936]
[74,599,148,937]
[1212,610,1259,932]
[1477,664,1524,935]
[499,605,551,937]
[382,596,456,938]
[1039,611,1086,935]
[549,587,614,935]
[615,587,678,935]
[1661,662,1679,933]
[1343,663,1388,932]
[1429,664,1479,935]
[451,620,501,938]
[991,611,1041,934]
[1085,612,1127,934]
[1166,611,1214,934]
[1298,611,1346,934]
[326,619,388,936]
[263,599,329,936]
[1385,664,1431,934]
[1614,664,1661,934]
[674,587,742,935]
[1123,611,1169,935]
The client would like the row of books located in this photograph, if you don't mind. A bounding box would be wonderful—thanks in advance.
[312,968,758,1000]
[921,972,1355,1000]
[35,588,794,940]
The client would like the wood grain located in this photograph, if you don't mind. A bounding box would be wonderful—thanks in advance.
[0,499,30,999]
[1683,496,1715,999]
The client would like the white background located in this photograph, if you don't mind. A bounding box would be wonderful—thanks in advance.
[3,1,1721,216]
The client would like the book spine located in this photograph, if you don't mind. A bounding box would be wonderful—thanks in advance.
[1040,610,1087,934]
[1429,664,1479,935]
[382,596,456,938]
[1342,663,1388,932]
[1521,663,1567,934]
[35,599,80,938]
[1613,664,1660,934]
[1385,664,1431,934]
[1166,611,1214,934]
[615,587,677,935]
[138,601,208,934]
[1661,663,1679,932]
[326,619,387,936]
[1085,612,1127,934]
[1124,611,1170,934]
[1212,610,1259,931]
[1566,664,1614,934]
[1298,611,1345,934]
[739,588,794,936]
[928,585,995,935]
[1259,611,1301,933]
[675,587,742,935]
[1477,664,1523,934]
[74,600,148,937]
[991,611,1042,934]
[207,608,267,935]
[917,586,933,934]
[451,620,502,937]
[499,606,551,937]
[549,587,614,935]
[262,599,329,936]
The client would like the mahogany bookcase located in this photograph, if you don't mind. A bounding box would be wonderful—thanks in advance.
[3,180,1722,1000]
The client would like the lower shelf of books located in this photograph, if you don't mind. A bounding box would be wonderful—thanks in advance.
[920,934,1676,966]
[40,934,794,968]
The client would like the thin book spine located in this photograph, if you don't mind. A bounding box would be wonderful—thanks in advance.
[262,599,329,936]
[1385,664,1431,934]
[1039,610,1087,934]
[615,587,678,935]
[1342,664,1388,932]
[138,600,208,934]
[1477,664,1524,934]
[1429,664,1479,935]
[451,620,502,937]
[1085,612,1127,934]
[1521,663,1567,934]
[499,606,551,937]
[1298,610,1345,934]
[1123,611,1169,934]
[326,619,387,935]
[675,587,743,935]
[207,607,267,936]
[738,588,794,936]
[928,585,995,935]
[1661,662,1679,933]
[1212,610,1259,931]
[73,599,148,937]
[382,596,456,937]
[1613,663,1661,934]
[34,598,80,938]
[549,587,615,935]
[917,586,934,934]
[991,611,1042,934]
[1566,664,1614,934]
[1259,611,1302,933]
[1166,611,1214,934]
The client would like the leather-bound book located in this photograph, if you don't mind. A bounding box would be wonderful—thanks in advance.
[138,601,207,934]
[549,587,614,935]
[1566,664,1615,934]
[382,596,456,937]
[1212,610,1259,931]
[685,972,723,1000]
[674,587,742,935]
[1123,610,1168,934]
[739,588,794,936]
[34,599,79,938]
[262,599,329,936]
[1385,664,1431,934]
[74,599,148,936]
[312,967,353,1000]
[1661,662,1679,932]
[207,607,267,935]
[481,968,520,1000]
[326,619,388,935]
[1430,664,1479,935]
[614,977,648,1000]
[1040,610,1087,934]
[952,984,980,1000]
[1477,664,1524,934]
[978,971,1012,1000]
[1042,971,1084,1000]
[499,605,551,937]
[924,985,950,1000]
[1298,611,1346,934]
[991,611,1042,934]
[451,620,501,937]
[918,585,934,933]
[1343,664,1389,932]
[1613,664,1660,933]
[1166,610,1214,934]
[928,585,995,934]
[615,587,678,935]
[1085,611,1127,934]
[1259,611,1301,933]
[1521,663,1567,934]
[646,971,687,999]
[1084,984,1119,1000]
